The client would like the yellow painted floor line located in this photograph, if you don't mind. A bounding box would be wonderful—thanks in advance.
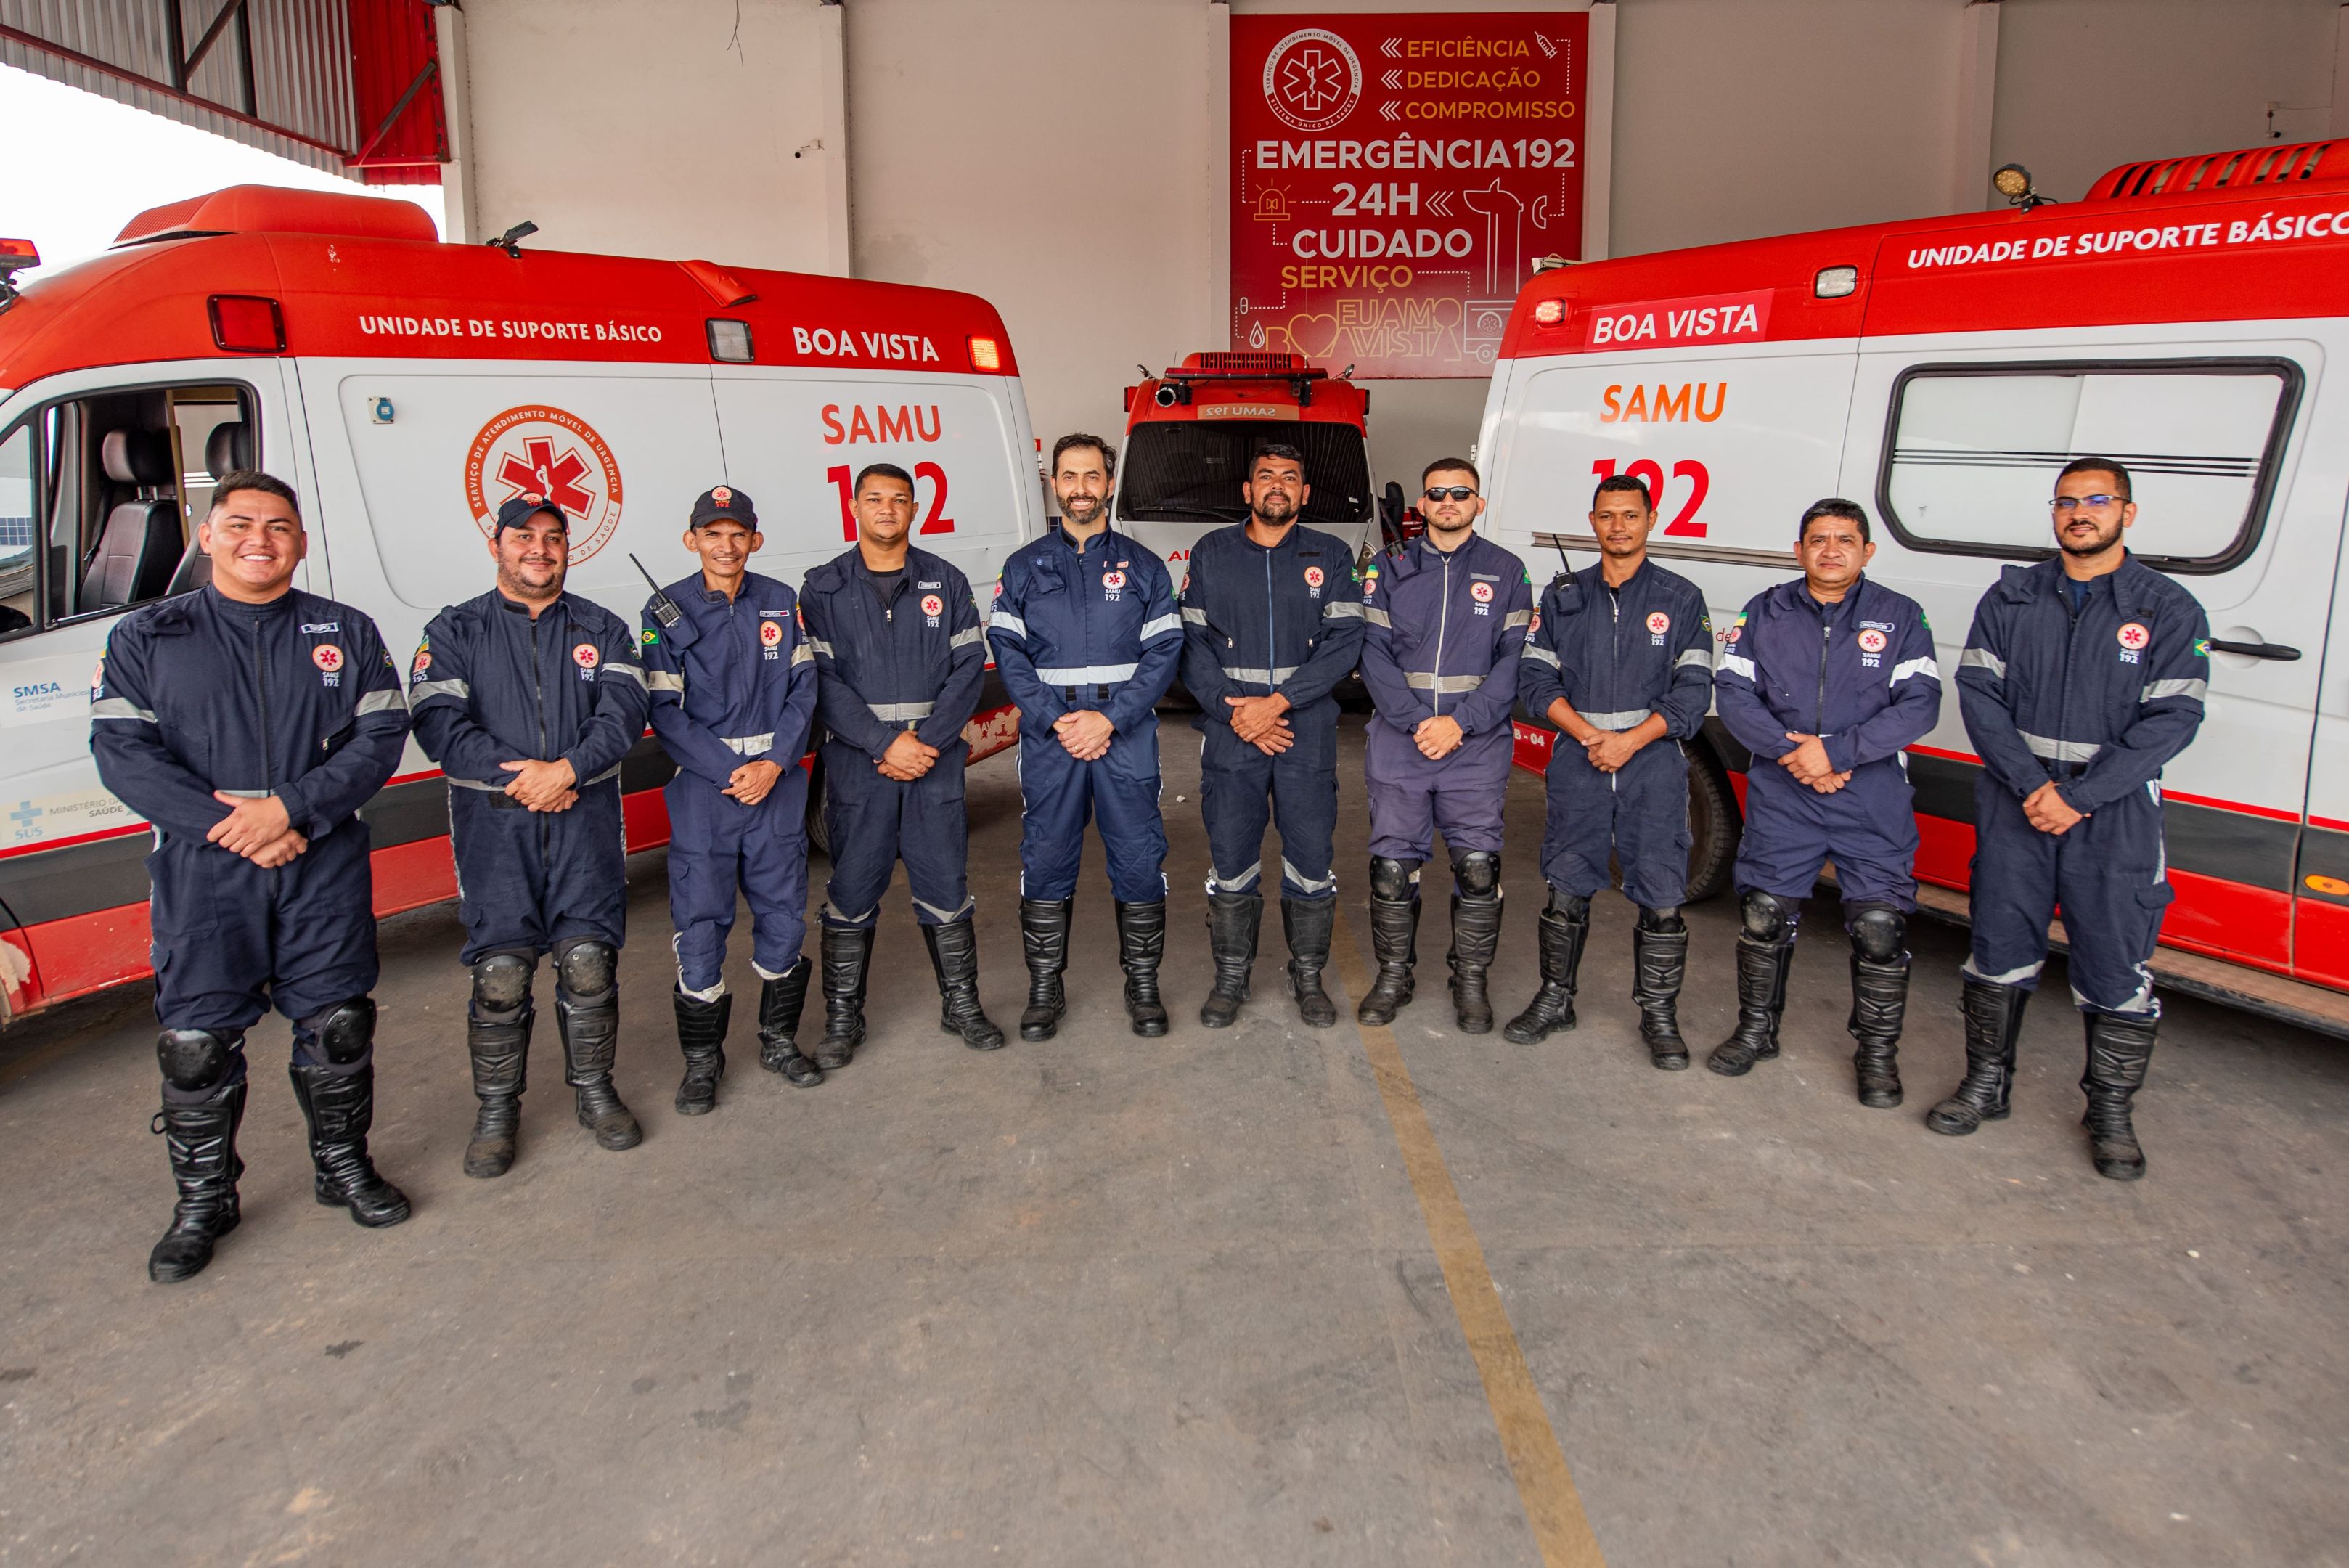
[1329,907,1609,1568]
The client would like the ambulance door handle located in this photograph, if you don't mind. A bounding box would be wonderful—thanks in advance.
[2205,639,2300,661]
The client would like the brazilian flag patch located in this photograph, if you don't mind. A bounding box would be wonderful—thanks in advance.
[641,626,658,646]
[2193,637,2211,658]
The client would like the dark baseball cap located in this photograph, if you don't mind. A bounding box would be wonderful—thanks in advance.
[690,484,758,529]
[494,492,568,534]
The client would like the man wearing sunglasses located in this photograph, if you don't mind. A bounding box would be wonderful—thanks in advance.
[1355,459,1532,1032]
[1937,458,2210,1180]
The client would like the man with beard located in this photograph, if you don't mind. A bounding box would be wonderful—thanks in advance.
[642,485,822,1108]
[800,462,1002,1060]
[94,470,413,1283]
[1354,458,1532,1033]
[1505,473,1714,1064]
[987,435,1182,1040]
[411,493,651,1176]
[1179,443,1366,1028]
[1710,499,1941,1102]
[1934,459,2210,1180]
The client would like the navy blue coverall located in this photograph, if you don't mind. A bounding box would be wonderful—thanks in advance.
[1715,575,1942,912]
[642,569,820,996]
[1179,522,1366,899]
[1360,532,1532,863]
[92,586,410,1052]
[1519,558,1715,910]
[801,544,986,928]
[1957,555,2210,1014]
[409,590,650,965]
[987,523,1182,902]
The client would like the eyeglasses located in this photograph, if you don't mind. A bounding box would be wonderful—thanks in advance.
[2049,494,2125,513]
[1423,486,1478,502]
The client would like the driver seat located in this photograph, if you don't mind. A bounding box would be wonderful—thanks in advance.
[82,430,182,610]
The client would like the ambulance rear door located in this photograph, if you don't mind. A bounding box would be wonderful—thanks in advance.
[1846,319,2334,974]
[709,369,1042,611]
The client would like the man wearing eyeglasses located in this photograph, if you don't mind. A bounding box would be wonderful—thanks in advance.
[1355,458,1532,1032]
[1935,458,2210,1180]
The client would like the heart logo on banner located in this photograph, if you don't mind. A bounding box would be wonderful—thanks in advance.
[1283,311,1341,360]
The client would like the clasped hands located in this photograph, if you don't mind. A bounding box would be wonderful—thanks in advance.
[877,730,940,782]
[1778,733,1852,794]
[207,793,306,868]
[2022,779,2085,836]
[1225,693,1293,756]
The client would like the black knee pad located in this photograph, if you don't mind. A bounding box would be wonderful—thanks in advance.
[1847,905,1907,963]
[470,952,536,1013]
[1368,857,1420,901]
[555,939,617,999]
[1739,889,1796,943]
[156,1028,241,1093]
[1452,851,1500,898]
[298,997,377,1066]
[1638,905,1686,934]
[1546,889,1590,921]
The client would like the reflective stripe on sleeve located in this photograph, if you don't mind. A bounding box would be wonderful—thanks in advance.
[91,698,156,721]
[1502,608,1532,629]
[1323,600,1365,620]
[806,637,836,658]
[1138,613,1182,641]
[1675,648,1712,670]
[1363,605,1393,627]
[646,670,686,693]
[1181,607,1209,626]
[2142,678,2207,702]
[790,642,813,666]
[989,611,1029,638]
[1888,656,1938,685]
[1522,643,1560,668]
[409,678,471,704]
[1959,648,2005,677]
[356,688,408,714]
[1716,653,1757,681]
[601,661,646,687]
[948,626,985,650]
[724,733,775,755]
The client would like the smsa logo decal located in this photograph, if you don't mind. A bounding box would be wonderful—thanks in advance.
[466,405,626,564]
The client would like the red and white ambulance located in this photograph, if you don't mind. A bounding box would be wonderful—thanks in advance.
[0,184,1041,1022]
[1479,139,2349,1031]
[1114,351,1390,576]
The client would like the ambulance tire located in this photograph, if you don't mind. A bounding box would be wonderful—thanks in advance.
[804,755,830,861]
[1683,746,1740,905]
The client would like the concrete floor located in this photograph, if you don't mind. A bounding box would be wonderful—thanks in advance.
[1,717,2345,1567]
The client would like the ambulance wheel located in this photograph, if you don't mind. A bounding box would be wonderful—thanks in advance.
[805,757,830,860]
[1683,747,1740,904]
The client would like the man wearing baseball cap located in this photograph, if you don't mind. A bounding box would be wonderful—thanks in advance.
[410,491,651,1176]
[641,485,822,1109]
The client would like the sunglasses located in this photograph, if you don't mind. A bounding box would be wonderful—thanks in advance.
[1423,486,1479,502]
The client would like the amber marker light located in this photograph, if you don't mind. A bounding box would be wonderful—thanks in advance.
[968,336,1002,372]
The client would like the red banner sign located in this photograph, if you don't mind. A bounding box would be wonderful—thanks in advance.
[1230,11,1587,379]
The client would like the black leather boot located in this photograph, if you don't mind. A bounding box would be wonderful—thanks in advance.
[1504,898,1587,1044]
[1844,907,1908,1107]
[926,918,1006,1050]
[2081,1011,2156,1180]
[814,924,873,1070]
[1631,911,1690,1069]
[1018,897,1072,1041]
[757,958,822,1085]
[672,988,730,1115]
[148,1081,246,1283]
[1199,892,1262,1029]
[1116,899,1169,1037]
[1447,891,1503,1034]
[288,1062,412,1227]
[464,955,531,1178]
[556,944,642,1152]
[1927,980,2027,1136]
[1709,928,1794,1076]
[1357,896,1419,1026]
[1283,897,1339,1028]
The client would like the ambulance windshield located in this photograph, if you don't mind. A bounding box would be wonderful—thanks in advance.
[1119,420,1371,526]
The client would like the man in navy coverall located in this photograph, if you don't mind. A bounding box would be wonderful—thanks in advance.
[1712,499,1941,1101]
[642,484,821,1110]
[800,462,1002,1062]
[1355,457,1531,1033]
[1933,459,2210,1180]
[1506,473,1715,1066]
[988,434,1182,1040]
[411,493,651,1176]
[92,470,411,1283]
[1179,444,1366,1029]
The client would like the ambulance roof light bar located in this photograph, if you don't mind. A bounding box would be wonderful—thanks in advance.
[0,238,38,311]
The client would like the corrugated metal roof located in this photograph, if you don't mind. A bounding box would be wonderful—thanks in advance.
[0,0,436,181]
